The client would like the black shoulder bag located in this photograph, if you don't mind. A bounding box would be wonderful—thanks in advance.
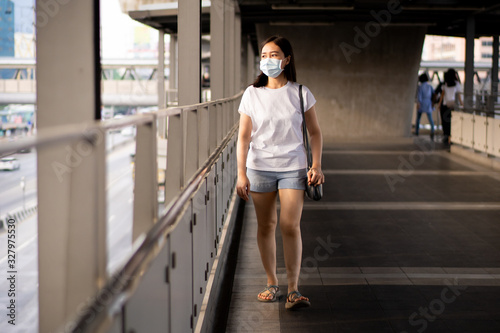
[299,85,323,201]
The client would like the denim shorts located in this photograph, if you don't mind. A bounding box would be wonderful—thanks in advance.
[247,168,307,193]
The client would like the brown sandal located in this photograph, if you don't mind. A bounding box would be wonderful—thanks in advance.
[257,285,280,302]
[285,291,310,309]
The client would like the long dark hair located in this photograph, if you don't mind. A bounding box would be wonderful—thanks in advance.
[444,68,458,87]
[252,35,297,88]
[418,73,429,83]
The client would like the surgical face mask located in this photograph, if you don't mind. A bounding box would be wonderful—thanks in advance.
[260,58,284,78]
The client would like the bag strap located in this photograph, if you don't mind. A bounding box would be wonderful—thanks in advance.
[299,85,313,169]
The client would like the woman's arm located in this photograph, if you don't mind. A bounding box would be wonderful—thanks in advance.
[457,89,463,107]
[236,113,252,201]
[304,105,325,186]
[416,85,422,111]
[437,89,445,109]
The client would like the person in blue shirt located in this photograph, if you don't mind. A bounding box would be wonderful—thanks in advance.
[416,73,435,140]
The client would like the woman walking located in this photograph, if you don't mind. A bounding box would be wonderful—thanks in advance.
[236,35,324,310]
[438,68,463,144]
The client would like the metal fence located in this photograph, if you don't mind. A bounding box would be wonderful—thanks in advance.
[451,99,500,157]
[0,91,242,333]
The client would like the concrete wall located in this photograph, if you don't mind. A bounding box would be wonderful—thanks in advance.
[256,24,426,142]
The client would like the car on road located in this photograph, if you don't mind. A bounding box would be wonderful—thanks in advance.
[0,157,21,171]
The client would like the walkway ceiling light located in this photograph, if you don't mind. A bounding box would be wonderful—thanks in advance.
[270,21,335,26]
[271,5,354,11]
[402,6,484,11]
[386,23,437,27]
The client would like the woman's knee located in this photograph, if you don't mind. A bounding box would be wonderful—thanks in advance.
[279,222,300,238]
[257,217,277,233]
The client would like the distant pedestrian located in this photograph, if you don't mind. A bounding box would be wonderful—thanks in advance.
[415,73,435,140]
[437,68,463,144]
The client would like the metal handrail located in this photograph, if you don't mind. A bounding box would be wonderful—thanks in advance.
[0,123,99,156]
[0,93,243,157]
[65,121,239,333]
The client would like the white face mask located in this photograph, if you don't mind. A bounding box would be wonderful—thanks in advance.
[260,58,284,78]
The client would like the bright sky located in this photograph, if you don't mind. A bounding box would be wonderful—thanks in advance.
[100,0,158,59]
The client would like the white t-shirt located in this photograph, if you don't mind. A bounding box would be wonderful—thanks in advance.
[443,81,462,106]
[238,81,316,171]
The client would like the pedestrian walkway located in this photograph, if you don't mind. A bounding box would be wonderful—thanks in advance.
[225,138,500,333]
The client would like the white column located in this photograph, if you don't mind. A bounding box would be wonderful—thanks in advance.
[234,12,242,93]
[178,0,200,105]
[210,0,225,100]
[168,34,178,104]
[464,16,475,111]
[158,29,166,136]
[247,37,256,85]
[492,36,499,98]
[36,0,106,332]
[224,0,235,97]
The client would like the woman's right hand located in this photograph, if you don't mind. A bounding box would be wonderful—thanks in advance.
[236,174,250,201]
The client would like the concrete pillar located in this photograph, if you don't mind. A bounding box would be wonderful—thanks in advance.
[169,34,178,98]
[158,29,166,136]
[464,16,475,111]
[256,24,426,140]
[36,0,106,332]
[247,36,256,86]
[224,0,235,97]
[210,0,224,100]
[492,36,499,98]
[178,0,200,105]
[234,12,242,92]
[241,34,248,87]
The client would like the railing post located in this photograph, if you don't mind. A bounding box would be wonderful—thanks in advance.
[165,113,183,204]
[209,103,218,152]
[217,102,223,144]
[222,102,228,137]
[198,105,209,165]
[133,116,158,241]
[36,0,106,331]
[185,108,199,185]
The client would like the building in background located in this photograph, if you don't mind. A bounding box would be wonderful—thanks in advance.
[421,35,498,88]
[14,0,35,59]
[0,0,14,57]
[0,0,15,79]
[422,35,495,63]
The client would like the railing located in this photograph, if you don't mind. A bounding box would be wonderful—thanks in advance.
[451,109,500,157]
[0,91,242,333]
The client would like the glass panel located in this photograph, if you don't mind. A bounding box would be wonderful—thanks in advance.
[106,127,136,275]
[0,145,39,332]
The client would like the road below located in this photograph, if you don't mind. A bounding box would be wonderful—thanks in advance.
[0,132,138,332]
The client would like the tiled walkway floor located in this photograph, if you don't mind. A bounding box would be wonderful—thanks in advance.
[226,139,500,333]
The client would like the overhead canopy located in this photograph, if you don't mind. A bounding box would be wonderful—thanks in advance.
[129,0,500,53]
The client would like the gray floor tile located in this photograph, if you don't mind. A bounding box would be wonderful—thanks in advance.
[224,140,500,332]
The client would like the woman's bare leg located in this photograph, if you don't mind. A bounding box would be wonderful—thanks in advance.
[278,189,307,297]
[251,191,279,300]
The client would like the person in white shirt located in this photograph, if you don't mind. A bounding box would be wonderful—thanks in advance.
[438,68,463,144]
[236,35,324,310]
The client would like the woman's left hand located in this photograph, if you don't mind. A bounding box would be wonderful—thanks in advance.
[307,167,325,186]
